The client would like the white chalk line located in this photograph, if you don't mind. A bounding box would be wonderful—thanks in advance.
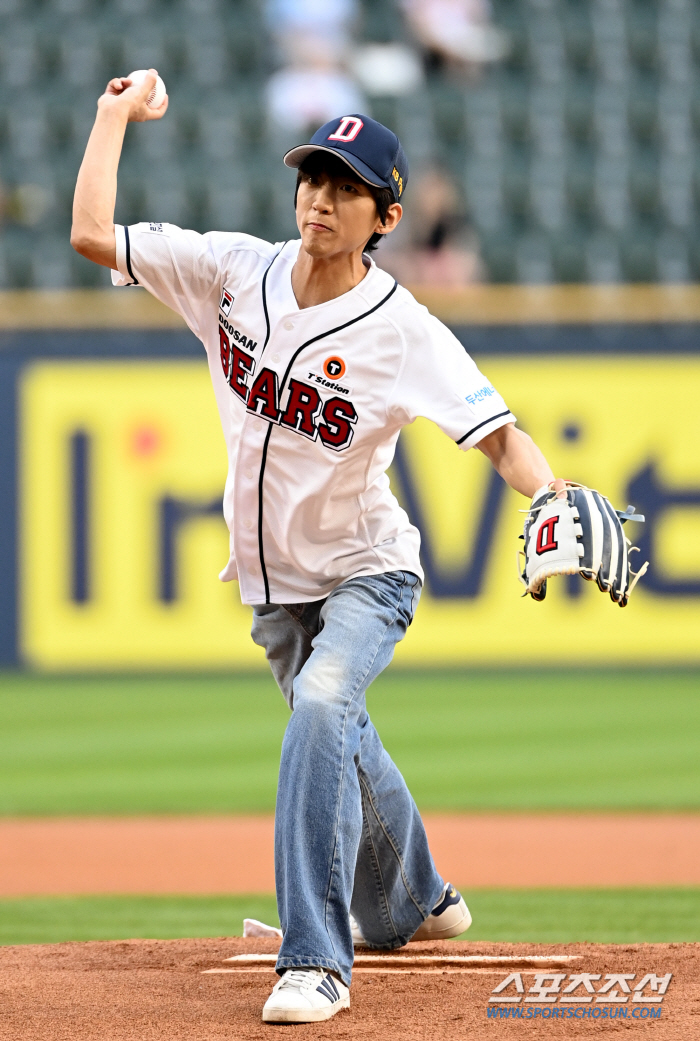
[223,953,581,968]
[204,967,573,977]
[206,953,581,976]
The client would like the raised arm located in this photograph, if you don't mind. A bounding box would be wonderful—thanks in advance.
[477,423,566,499]
[71,70,168,269]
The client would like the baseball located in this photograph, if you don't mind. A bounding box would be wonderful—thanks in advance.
[126,69,167,109]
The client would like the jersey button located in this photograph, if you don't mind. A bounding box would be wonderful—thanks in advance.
[272,353,280,362]
[248,565,257,575]
[284,321,294,331]
[244,468,253,479]
[244,519,253,529]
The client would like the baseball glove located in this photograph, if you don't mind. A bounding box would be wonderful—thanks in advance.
[518,482,649,607]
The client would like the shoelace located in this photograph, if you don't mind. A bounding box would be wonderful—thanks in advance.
[277,968,325,991]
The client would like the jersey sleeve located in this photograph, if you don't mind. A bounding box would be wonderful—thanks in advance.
[388,308,516,450]
[111,223,260,339]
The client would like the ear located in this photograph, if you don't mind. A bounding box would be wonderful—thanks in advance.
[374,203,402,236]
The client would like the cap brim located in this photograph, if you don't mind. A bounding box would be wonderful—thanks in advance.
[283,144,387,189]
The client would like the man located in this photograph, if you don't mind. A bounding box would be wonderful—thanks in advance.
[72,72,565,1024]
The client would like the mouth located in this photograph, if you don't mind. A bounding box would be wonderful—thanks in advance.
[307,221,333,232]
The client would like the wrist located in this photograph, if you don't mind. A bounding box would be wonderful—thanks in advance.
[95,98,130,126]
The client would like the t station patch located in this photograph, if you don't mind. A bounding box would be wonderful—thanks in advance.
[323,356,346,380]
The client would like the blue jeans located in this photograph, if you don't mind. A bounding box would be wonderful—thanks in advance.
[251,571,444,987]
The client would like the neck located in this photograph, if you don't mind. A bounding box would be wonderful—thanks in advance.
[291,245,369,309]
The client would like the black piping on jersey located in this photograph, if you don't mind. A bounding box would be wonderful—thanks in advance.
[254,246,285,606]
[124,226,139,286]
[256,276,398,603]
[259,245,285,356]
[456,410,512,446]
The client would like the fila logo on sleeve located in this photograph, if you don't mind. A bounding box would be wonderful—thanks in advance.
[536,517,559,554]
[328,116,364,142]
[220,289,233,316]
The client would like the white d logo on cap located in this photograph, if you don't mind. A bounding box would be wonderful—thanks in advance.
[328,117,364,143]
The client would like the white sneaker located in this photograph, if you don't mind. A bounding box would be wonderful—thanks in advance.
[411,883,472,940]
[350,884,471,947]
[262,968,350,1023]
[349,912,366,946]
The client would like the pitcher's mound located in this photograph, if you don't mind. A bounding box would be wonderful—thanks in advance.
[0,936,697,1039]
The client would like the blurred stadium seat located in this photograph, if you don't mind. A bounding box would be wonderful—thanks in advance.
[0,0,697,286]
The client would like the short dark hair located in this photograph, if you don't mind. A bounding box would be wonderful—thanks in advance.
[295,151,395,252]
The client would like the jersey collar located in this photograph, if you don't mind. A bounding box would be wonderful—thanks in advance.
[274,239,394,318]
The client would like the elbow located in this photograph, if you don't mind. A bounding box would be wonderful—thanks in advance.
[70,229,95,258]
[70,227,115,267]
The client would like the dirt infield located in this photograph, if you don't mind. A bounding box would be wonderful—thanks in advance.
[0,937,697,1040]
[2,813,700,896]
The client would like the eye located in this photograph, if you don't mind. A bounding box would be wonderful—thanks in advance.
[340,183,358,193]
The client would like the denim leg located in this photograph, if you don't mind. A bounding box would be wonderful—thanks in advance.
[262,571,443,986]
[251,603,313,707]
[350,717,444,950]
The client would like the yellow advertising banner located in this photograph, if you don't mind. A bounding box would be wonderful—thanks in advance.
[20,357,700,669]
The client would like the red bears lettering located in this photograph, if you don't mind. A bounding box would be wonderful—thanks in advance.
[318,397,357,450]
[247,368,280,421]
[227,366,356,450]
[280,379,322,437]
[229,344,254,401]
[219,327,230,379]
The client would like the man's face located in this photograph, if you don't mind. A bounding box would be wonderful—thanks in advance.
[295,167,399,259]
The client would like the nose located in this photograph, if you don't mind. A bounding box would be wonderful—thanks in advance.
[312,180,334,213]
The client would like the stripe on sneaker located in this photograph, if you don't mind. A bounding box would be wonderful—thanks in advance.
[316,975,340,1003]
[431,884,462,917]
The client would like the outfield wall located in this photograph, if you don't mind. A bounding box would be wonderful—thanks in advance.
[2,286,699,669]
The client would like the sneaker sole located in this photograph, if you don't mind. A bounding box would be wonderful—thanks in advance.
[262,996,350,1023]
[411,903,472,941]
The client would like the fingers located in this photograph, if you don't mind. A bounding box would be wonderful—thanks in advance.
[105,76,129,95]
[551,477,568,499]
[139,69,159,95]
[127,69,157,106]
[100,68,167,121]
[127,70,166,123]
[143,93,169,121]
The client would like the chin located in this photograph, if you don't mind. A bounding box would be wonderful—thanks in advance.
[301,235,335,258]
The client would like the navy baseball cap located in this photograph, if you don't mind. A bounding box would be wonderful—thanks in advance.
[283,114,408,202]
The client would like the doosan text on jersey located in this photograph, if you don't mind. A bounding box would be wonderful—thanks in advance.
[112,225,515,605]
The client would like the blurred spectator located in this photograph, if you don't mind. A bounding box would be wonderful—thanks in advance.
[377,168,482,285]
[265,0,365,137]
[350,43,424,99]
[400,0,508,75]
[266,62,365,138]
[4,183,53,228]
[267,0,357,60]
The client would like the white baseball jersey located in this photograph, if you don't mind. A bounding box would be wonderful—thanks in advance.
[112,224,515,605]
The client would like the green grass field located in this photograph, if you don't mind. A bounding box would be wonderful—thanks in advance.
[1,669,699,945]
[1,669,699,815]
[2,890,699,946]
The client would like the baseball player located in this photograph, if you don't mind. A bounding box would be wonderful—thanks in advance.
[72,71,566,1025]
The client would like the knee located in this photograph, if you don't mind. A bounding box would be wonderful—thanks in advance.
[290,685,344,728]
[293,656,352,712]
